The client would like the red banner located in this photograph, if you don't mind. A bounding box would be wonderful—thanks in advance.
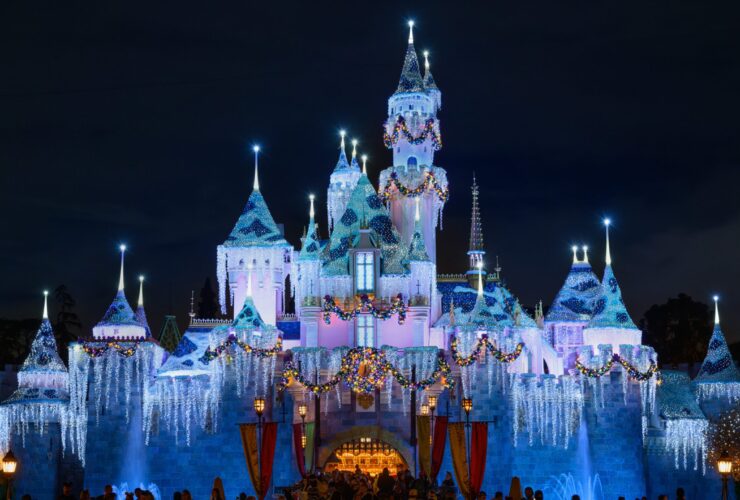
[431,415,448,482]
[259,422,278,500]
[469,422,488,496]
[292,423,306,478]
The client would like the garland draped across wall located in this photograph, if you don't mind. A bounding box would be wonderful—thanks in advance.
[322,295,407,325]
[200,334,282,364]
[575,353,659,382]
[383,116,442,151]
[279,347,452,395]
[379,171,449,204]
[449,334,525,366]
[81,339,140,358]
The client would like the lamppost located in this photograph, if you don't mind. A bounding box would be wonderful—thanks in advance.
[428,395,437,445]
[462,397,473,468]
[3,450,18,500]
[718,450,733,500]
[298,403,308,450]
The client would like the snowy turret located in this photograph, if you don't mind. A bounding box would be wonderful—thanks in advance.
[407,198,436,304]
[93,245,147,339]
[379,21,448,263]
[583,219,642,350]
[296,194,322,311]
[693,297,740,400]
[327,131,362,232]
[217,146,293,324]
[135,275,152,337]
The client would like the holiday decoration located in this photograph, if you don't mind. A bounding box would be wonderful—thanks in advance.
[449,334,525,366]
[322,295,407,324]
[383,116,442,151]
[379,170,449,204]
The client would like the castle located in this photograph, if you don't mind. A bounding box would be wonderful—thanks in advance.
[1,22,738,500]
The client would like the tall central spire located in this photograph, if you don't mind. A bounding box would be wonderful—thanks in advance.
[252,145,260,191]
[42,290,49,320]
[118,244,126,291]
[604,218,612,265]
[138,275,145,307]
[395,20,424,93]
[467,175,486,286]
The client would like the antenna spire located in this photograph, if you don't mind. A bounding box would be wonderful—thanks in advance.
[408,20,415,44]
[582,245,589,264]
[361,154,368,176]
[351,139,358,160]
[309,194,315,221]
[189,290,195,319]
[138,275,145,307]
[42,290,49,320]
[604,218,612,266]
[713,295,720,325]
[572,245,579,264]
[423,50,430,71]
[118,244,127,291]
[252,145,260,191]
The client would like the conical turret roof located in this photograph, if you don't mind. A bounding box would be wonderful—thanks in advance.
[232,295,267,330]
[395,25,424,94]
[545,256,602,323]
[135,277,152,337]
[299,197,321,261]
[97,290,140,327]
[407,201,430,262]
[223,189,288,247]
[21,320,66,376]
[321,175,408,275]
[587,265,638,330]
[695,301,740,383]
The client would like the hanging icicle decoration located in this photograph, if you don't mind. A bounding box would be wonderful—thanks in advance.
[665,418,708,474]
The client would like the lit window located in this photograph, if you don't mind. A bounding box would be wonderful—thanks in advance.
[357,315,374,347]
[355,252,374,293]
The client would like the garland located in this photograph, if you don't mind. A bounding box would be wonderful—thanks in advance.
[449,334,525,367]
[575,353,659,381]
[322,294,407,325]
[379,171,449,204]
[81,340,140,358]
[200,334,282,363]
[279,347,453,395]
[383,116,442,150]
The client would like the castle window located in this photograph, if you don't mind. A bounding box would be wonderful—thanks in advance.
[357,314,375,347]
[407,156,418,168]
[409,104,414,110]
[355,252,374,293]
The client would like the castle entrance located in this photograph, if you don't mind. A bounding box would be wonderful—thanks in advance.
[323,437,408,477]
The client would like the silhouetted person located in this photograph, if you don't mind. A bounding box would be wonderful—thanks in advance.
[676,488,686,500]
[525,487,534,500]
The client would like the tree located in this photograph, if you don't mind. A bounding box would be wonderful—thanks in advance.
[198,277,219,319]
[53,285,82,362]
[0,318,38,365]
[707,403,740,483]
[641,293,712,366]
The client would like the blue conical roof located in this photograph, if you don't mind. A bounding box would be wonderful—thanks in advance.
[587,265,638,329]
[136,305,152,337]
[695,323,740,383]
[396,42,425,94]
[545,261,602,323]
[20,318,67,375]
[466,293,496,329]
[97,290,140,327]
[223,189,288,248]
[321,175,408,276]
[299,217,321,261]
[232,296,266,330]
[334,146,354,173]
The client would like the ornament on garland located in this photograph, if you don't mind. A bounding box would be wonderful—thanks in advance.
[383,116,442,150]
[575,353,659,381]
[449,334,525,366]
[322,294,407,325]
[279,347,452,395]
[379,171,449,204]
[199,334,282,364]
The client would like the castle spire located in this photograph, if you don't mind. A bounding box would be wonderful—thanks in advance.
[604,218,612,266]
[42,290,49,320]
[118,244,126,291]
[396,20,424,94]
[138,275,145,307]
[361,154,368,176]
[572,245,579,264]
[422,50,438,90]
[467,175,486,284]
[714,295,720,325]
[350,139,361,170]
[252,145,260,191]
[582,245,589,264]
[309,193,315,221]
[334,130,351,171]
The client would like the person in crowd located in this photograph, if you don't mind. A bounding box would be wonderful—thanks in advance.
[476,491,486,499]
[571,495,580,500]
[181,490,192,500]
[508,477,523,500]
[79,490,91,500]
[21,495,31,500]
[493,492,503,500]
[525,486,534,500]
[59,482,75,500]
[657,496,667,500]
[676,488,686,500]
[172,493,181,500]
[534,491,543,500]
[440,472,455,494]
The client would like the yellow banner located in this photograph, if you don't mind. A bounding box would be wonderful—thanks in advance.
[239,423,261,496]
[448,422,470,498]
[417,415,432,476]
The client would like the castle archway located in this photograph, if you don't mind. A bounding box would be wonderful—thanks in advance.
[318,426,411,477]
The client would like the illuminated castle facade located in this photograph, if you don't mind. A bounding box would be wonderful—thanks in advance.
[1,22,739,500]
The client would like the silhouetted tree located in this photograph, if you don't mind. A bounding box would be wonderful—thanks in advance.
[198,277,219,319]
[53,285,82,359]
[0,318,38,365]
[641,293,712,366]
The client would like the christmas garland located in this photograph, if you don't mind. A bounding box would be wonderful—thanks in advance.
[379,171,449,204]
[322,294,407,325]
[81,340,140,358]
[200,334,282,364]
[575,353,659,381]
[279,346,453,395]
[383,116,442,151]
[449,334,525,367]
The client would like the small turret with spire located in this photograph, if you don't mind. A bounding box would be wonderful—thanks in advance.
[327,130,362,232]
[466,175,487,288]
[135,275,151,337]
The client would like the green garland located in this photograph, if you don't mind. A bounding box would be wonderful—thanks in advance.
[575,353,659,381]
[379,170,449,204]
[383,116,442,150]
[449,334,524,366]
[322,294,406,324]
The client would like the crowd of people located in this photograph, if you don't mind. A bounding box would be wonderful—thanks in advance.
[43,476,691,499]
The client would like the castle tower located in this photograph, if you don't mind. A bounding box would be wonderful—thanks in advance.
[407,198,436,305]
[295,194,322,313]
[217,146,293,325]
[379,22,448,263]
[327,131,361,232]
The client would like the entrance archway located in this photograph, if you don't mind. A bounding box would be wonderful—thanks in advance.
[318,426,412,477]
[323,437,408,477]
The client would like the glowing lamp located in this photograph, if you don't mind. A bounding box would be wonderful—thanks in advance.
[253,396,266,417]
[301,433,307,449]
[462,397,473,415]
[718,450,733,475]
[2,450,17,476]
[298,403,308,418]
[428,395,437,411]
[420,404,430,416]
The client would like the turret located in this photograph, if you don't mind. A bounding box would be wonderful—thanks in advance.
[217,146,293,325]
[407,198,436,305]
[379,21,448,263]
[327,131,362,232]
[135,275,152,337]
[295,194,322,311]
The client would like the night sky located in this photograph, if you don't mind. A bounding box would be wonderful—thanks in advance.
[1,1,739,342]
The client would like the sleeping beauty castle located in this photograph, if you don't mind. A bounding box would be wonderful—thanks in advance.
[1,22,739,500]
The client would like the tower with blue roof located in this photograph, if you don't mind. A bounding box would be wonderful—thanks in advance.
[217,147,294,325]
[379,22,448,263]
[327,132,362,233]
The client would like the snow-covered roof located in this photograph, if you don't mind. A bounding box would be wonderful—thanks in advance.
[587,265,638,330]
[545,261,602,323]
[395,39,425,94]
[222,189,289,248]
[658,370,705,420]
[694,322,740,384]
[96,290,141,327]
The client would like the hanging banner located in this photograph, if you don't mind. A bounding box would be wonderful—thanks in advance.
[259,422,278,500]
[469,422,488,496]
[431,416,448,482]
[448,422,471,499]
[417,415,432,477]
[293,423,306,478]
[239,424,260,496]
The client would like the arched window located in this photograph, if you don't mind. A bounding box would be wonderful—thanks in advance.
[407,156,418,169]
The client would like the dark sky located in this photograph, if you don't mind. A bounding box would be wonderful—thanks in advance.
[1,1,739,343]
